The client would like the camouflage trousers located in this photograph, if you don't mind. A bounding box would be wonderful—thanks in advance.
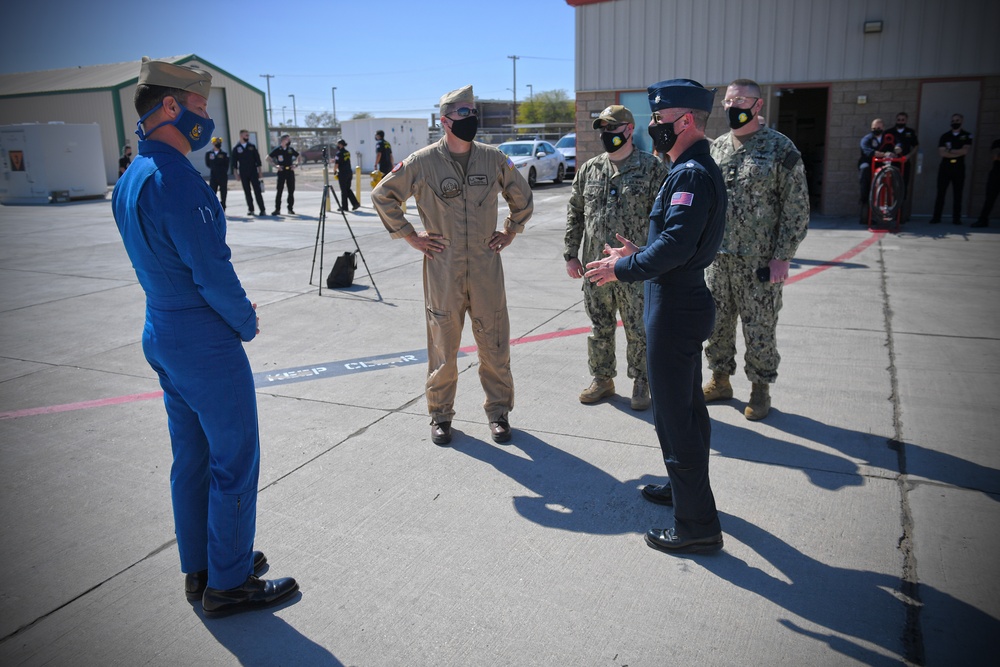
[582,279,646,381]
[705,254,783,384]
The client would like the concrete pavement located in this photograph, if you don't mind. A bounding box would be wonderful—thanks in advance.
[0,171,998,666]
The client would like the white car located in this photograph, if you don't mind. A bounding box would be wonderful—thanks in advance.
[555,132,576,174]
[497,139,567,187]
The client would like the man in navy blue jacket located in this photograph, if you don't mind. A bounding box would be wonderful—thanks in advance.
[586,79,726,555]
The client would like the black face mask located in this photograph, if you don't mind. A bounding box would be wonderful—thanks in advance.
[449,116,478,142]
[951,122,962,130]
[896,123,906,129]
[872,129,883,136]
[601,130,628,154]
[727,105,756,130]
[648,118,683,154]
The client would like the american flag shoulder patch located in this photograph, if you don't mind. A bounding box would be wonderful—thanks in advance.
[670,191,694,206]
[506,157,516,170]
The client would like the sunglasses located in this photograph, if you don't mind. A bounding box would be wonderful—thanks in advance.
[447,107,478,119]
[600,123,625,132]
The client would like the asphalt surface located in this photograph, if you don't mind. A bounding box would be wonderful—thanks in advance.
[0,167,997,666]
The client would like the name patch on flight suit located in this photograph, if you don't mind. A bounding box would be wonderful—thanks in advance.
[440,177,462,198]
[467,175,488,186]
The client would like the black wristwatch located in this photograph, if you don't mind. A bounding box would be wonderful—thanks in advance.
[563,253,576,262]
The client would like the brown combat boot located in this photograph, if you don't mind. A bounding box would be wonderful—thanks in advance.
[580,377,615,404]
[631,379,650,411]
[744,383,771,421]
[703,371,733,402]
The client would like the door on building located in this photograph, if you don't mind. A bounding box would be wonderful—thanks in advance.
[774,86,829,212]
[915,80,980,220]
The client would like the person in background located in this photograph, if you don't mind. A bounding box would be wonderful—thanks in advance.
[205,137,229,209]
[930,114,973,225]
[333,139,361,212]
[268,134,298,215]
[233,128,266,216]
[118,144,132,178]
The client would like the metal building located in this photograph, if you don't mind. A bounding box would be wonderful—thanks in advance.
[566,0,1000,217]
[0,55,267,185]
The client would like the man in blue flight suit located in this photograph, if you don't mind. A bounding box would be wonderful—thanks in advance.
[586,79,726,555]
[112,56,297,617]
[205,136,229,209]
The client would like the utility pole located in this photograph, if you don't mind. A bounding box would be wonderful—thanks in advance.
[527,84,533,101]
[331,87,338,125]
[282,106,287,124]
[508,55,519,128]
[288,94,297,127]
[259,74,274,127]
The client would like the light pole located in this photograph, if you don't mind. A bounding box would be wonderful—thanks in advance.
[288,94,297,127]
[527,84,533,100]
[331,87,338,125]
[260,74,274,127]
[507,55,519,128]
[282,106,287,124]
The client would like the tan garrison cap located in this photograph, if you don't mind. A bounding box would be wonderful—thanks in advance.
[137,56,212,100]
[592,105,634,129]
[439,85,474,114]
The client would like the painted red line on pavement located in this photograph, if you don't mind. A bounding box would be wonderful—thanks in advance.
[4,233,880,420]
[0,391,164,421]
[785,230,882,285]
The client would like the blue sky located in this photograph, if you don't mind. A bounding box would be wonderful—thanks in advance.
[2,0,576,120]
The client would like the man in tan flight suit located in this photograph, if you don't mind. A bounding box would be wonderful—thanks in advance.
[371,84,534,446]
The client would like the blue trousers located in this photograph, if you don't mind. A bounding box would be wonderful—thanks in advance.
[143,305,260,590]
[645,279,721,539]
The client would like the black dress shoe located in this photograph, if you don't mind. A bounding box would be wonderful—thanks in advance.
[645,527,723,555]
[288,208,295,215]
[202,574,299,618]
[431,421,452,446]
[971,219,988,228]
[490,417,512,443]
[928,218,941,224]
[185,550,267,601]
[352,204,361,211]
[640,482,673,506]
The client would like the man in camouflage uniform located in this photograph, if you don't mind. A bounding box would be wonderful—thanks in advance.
[705,79,810,420]
[565,105,669,410]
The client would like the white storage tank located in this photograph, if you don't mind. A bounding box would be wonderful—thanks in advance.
[0,123,108,205]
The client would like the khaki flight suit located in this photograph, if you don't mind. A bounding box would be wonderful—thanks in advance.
[371,137,533,424]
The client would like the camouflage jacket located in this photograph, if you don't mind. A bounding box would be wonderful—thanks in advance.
[565,148,669,264]
[710,127,810,260]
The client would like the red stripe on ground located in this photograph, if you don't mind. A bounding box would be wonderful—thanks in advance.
[0,391,163,420]
[4,233,880,420]
[785,230,883,285]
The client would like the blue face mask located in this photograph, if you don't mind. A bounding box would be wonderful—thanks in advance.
[136,100,215,151]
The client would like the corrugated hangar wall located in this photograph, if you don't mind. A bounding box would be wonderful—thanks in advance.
[571,0,1000,217]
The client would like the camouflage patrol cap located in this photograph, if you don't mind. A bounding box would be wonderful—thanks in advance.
[592,105,634,129]
[137,56,212,100]
[439,85,474,115]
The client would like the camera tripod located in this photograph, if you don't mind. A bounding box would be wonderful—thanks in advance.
[309,179,381,299]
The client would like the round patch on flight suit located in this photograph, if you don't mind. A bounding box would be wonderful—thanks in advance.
[440,177,461,198]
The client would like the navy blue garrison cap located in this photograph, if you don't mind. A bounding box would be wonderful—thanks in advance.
[647,79,716,113]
